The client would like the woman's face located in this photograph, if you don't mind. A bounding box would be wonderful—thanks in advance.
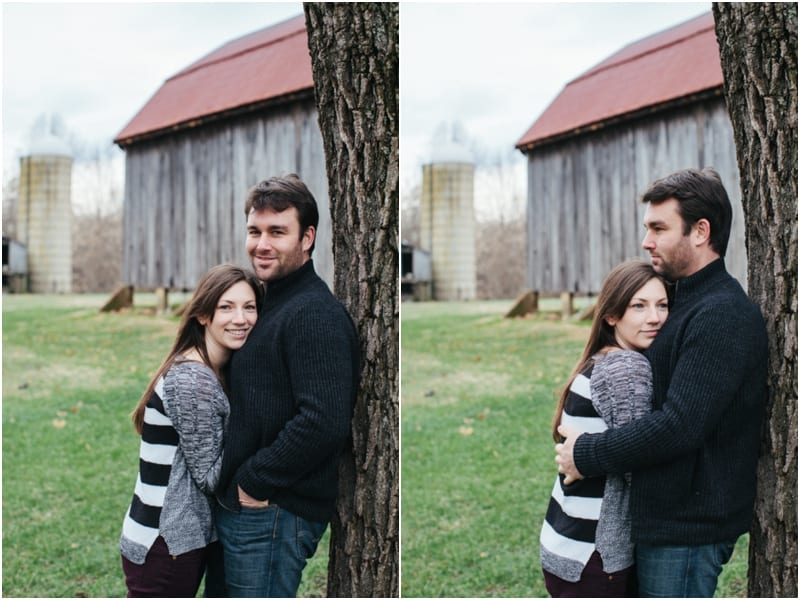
[202,280,258,353]
[606,277,669,351]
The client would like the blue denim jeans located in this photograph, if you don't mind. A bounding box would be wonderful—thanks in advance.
[635,540,737,597]
[213,503,327,598]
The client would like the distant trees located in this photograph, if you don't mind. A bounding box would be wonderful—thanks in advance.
[402,132,526,300]
[2,115,123,293]
[71,211,122,293]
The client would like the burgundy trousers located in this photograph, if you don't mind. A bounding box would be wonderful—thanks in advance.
[121,536,206,598]
[543,551,636,597]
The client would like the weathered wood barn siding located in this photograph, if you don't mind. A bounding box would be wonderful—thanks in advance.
[525,97,745,294]
[121,98,330,290]
[518,13,749,295]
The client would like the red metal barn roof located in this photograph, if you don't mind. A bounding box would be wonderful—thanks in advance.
[516,12,723,151]
[115,14,312,146]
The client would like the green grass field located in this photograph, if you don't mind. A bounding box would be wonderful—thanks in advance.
[1,293,327,597]
[400,300,748,598]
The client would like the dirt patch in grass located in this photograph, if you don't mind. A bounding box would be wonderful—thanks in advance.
[2,351,108,401]
[402,361,515,407]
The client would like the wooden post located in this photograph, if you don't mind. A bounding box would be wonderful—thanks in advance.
[100,284,134,312]
[561,291,574,320]
[505,290,539,318]
[155,287,169,314]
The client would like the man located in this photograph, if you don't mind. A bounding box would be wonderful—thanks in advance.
[213,174,360,597]
[556,168,767,597]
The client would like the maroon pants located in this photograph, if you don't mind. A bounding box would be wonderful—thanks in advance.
[543,551,636,597]
[121,536,206,598]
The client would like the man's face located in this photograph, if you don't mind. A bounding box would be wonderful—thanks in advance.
[641,198,696,281]
[246,206,314,283]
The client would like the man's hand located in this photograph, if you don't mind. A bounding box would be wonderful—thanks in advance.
[555,425,584,485]
[238,485,270,509]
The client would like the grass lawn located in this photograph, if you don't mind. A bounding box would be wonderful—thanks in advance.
[1,292,328,598]
[400,300,749,598]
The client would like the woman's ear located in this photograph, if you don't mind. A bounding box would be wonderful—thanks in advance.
[604,316,617,327]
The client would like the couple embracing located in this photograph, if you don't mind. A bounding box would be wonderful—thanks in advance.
[119,175,360,597]
[541,168,768,598]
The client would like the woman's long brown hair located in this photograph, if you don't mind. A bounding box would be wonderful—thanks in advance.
[131,264,263,434]
[551,259,666,442]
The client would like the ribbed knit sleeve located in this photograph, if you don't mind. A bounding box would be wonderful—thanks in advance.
[589,351,652,573]
[589,351,652,430]
[574,281,766,479]
[162,361,228,494]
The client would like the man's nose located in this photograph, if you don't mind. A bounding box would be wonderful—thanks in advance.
[256,233,272,251]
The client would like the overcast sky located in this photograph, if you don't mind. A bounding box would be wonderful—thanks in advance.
[2,1,710,195]
[2,1,304,179]
[400,1,710,191]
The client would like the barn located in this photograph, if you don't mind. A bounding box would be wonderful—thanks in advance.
[114,14,332,292]
[515,12,746,298]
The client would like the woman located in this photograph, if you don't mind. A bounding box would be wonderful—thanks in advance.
[539,260,668,597]
[120,264,262,597]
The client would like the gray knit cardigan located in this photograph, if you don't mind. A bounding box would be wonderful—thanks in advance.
[120,360,229,563]
[590,350,653,574]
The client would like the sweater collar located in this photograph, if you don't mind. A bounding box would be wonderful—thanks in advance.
[263,259,316,302]
[672,258,728,302]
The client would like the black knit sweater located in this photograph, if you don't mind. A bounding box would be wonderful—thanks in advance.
[216,260,359,522]
[574,259,768,545]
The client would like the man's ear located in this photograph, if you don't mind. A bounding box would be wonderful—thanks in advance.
[692,218,711,246]
[302,225,316,254]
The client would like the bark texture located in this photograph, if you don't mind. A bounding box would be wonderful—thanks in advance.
[713,3,797,597]
[304,3,399,597]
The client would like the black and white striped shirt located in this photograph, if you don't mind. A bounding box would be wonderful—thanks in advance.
[540,351,653,582]
[540,363,607,581]
[121,376,177,553]
[120,360,229,564]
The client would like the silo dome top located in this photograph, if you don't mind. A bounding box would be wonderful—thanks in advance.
[430,139,473,164]
[26,133,72,157]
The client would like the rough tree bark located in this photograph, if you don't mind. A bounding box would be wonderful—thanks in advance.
[712,3,797,597]
[303,3,399,597]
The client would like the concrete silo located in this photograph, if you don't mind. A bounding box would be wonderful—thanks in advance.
[420,141,477,301]
[17,135,73,293]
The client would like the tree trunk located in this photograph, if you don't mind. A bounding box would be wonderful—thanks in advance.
[712,3,798,597]
[303,3,399,597]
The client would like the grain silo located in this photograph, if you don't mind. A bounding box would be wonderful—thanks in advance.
[420,140,477,301]
[17,134,73,293]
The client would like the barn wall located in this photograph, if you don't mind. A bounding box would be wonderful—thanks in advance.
[525,98,745,294]
[121,98,331,290]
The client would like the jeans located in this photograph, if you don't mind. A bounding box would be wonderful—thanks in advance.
[214,502,327,598]
[636,540,737,597]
